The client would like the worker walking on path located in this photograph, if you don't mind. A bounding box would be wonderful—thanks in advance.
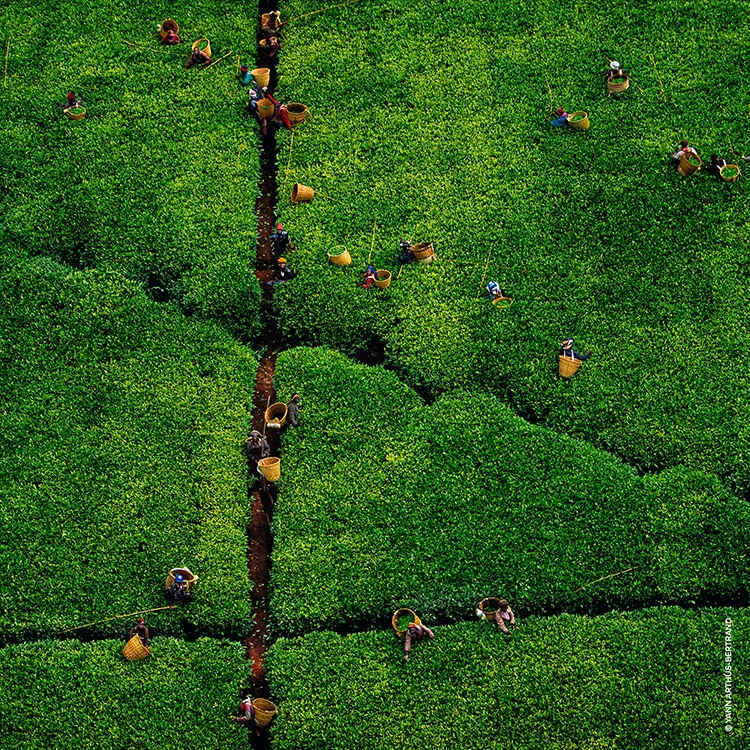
[404,621,435,661]
[269,223,291,258]
[245,430,270,470]
[268,257,295,285]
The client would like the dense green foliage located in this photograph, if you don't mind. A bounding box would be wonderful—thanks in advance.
[0,637,249,750]
[272,0,750,487]
[0,1,262,338]
[267,608,746,749]
[0,262,256,640]
[271,347,749,634]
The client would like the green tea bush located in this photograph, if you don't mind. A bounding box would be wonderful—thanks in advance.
[267,608,746,749]
[0,1,262,338]
[271,348,749,634]
[0,637,249,750]
[272,0,750,486]
[0,261,256,640]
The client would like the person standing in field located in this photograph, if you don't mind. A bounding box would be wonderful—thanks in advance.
[673,139,697,160]
[128,618,151,646]
[404,621,435,660]
[560,338,591,362]
[494,599,516,634]
[245,430,270,470]
[269,223,291,258]
[286,394,301,427]
[230,695,255,724]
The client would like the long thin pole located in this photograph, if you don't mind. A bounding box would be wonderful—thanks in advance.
[650,55,666,102]
[574,566,640,593]
[54,605,177,635]
[202,50,234,71]
[368,221,377,265]
[476,248,492,298]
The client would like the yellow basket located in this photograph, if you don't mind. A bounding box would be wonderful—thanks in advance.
[720,164,741,183]
[251,68,270,88]
[258,457,281,482]
[607,76,630,93]
[477,597,502,620]
[373,270,391,289]
[677,151,701,176]
[265,402,288,428]
[123,635,151,661]
[327,246,351,266]
[253,698,278,728]
[291,183,315,204]
[392,608,421,638]
[159,19,178,40]
[257,98,275,118]
[192,38,212,58]
[558,354,582,378]
[165,567,198,590]
[286,102,309,126]
[411,242,434,260]
[64,106,86,120]
[567,111,590,130]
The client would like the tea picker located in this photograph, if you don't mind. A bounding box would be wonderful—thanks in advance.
[185,44,211,69]
[395,238,415,265]
[230,695,255,724]
[560,338,591,362]
[706,154,727,177]
[245,429,271,470]
[494,599,516,634]
[286,394,301,427]
[269,223,291,258]
[237,64,254,85]
[484,281,508,302]
[128,617,151,646]
[673,139,697,161]
[404,621,435,661]
[268,257,295,285]
[361,264,379,289]
[259,36,282,60]
[550,106,569,127]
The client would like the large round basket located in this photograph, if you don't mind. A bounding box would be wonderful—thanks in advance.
[65,106,86,120]
[567,111,590,130]
[677,151,701,176]
[492,295,513,307]
[720,164,741,183]
[327,246,351,266]
[123,635,151,661]
[159,19,179,40]
[477,597,502,621]
[291,183,315,204]
[258,457,281,482]
[165,567,198,590]
[252,698,278,728]
[392,608,422,638]
[558,354,582,378]
[265,401,288,428]
[251,68,270,88]
[286,102,309,126]
[192,38,212,58]
[257,98,275,118]
[607,76,630,94]
[373,270,392,289]
[412,241,435,261]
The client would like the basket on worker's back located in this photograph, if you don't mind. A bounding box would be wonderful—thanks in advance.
[286,102,309,126]
[251,68,270,88]
[257,457,281,482]
[257,98,275,118]
[477,597,502,621]
[192,38,212,58]
[373,270,392,289]
[392,608,421,638]
[165,567,198,590]
[606,76,629,94]
[558,354,582,378]
[159,19,179,39]
[265,402,288,428]
[253,698,278,728]
[677,151,701,176]
[412,241,436,264]
[123,634,151,661]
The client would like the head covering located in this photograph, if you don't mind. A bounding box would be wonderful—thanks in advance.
[251,430,262,438]
[561,338,573,349]
[174,574,184,583]
[277,223,284,230]
[610,60,620,70]
[291,393,300,402]
[278,257,287,264]
[240,64,248,72]
[487,281,500,293]
[67,91,76,102]
[137,618,146,624]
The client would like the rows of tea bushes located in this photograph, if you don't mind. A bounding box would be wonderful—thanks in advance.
[272,0,750,488]
[267,607,746,749]
[0,637,249,750]
[0,1,262,338]
[0,261,256,640]
[270,347,749,634]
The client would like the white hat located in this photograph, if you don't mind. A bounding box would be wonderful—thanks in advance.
[610,60,620,70]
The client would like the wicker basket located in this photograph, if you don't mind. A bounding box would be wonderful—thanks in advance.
[258,457,281,482]
[392,608,422,638]
[411,241,434,260]
[159,19,179,39]
[65,106,86,120]
[492,295,513,307]
[252,698,278,728]
[720,164,741,183]
[558,354,582,378]
[567,111,590,130]
[257,98,275,118]
[291,183,315,204]
[477,597,502,621]
[373,270,391,289]
[265,401,288,428]
[192,38,212,58]
[286,102,309,126]
[165,567,198,590]
[251,68,270,88]
[123,634,151,661]
[607,76,630,93]
[677,151,701,176]
[328,246,351,266]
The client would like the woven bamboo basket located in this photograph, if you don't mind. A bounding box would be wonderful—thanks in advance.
[257,98,275,118]
[252,698,278,728]
[192,38,212,58]
[165,567,198,590]
[567,111,590,130]
[607,76,630,93]
[327,246,351,266]
[558,354,582,378]
[251,68,270,87]
[412,242,435,260]
[123,634,151,661]
[677,151,701,176]
[291,183,315,204]
[478,597,502,621]
[265,401,288,428]
[257,457,281,482]
[720,164,741,183]
[65,106,86,120]
[373,270,391,289]
[286,102,309,126]
[492,295,513,307]
[392,608,422,638]
[159,19,179,39]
